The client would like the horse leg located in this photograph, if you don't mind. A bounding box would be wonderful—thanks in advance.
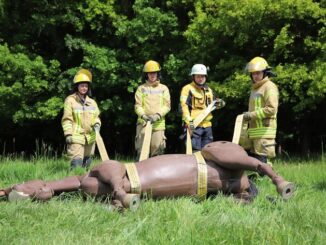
[90,162,139,209]
[0,187,11,197]
[202,141,295,199]
[80,175,112,198]
[255,161,295,199]
[222,156,295,199]
[231,156,295,199]
[46,175,85,194]
[1,175,85,202]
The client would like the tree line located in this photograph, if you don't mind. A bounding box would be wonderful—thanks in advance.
[0,0,325,157]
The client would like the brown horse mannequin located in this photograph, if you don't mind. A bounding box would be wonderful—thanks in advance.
[0,142,295,210]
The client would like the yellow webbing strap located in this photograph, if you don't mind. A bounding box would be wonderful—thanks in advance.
[124,163,141,194]
[186,128,192,155]
[194,151,207,200]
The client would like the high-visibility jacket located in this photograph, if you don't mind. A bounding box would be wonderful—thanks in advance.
[135,81,171,130]
[180,82,215,128]
[247,77,278,139]
[61,93,101,145]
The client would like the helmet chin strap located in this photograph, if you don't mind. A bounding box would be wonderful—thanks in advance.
[194,81,205,87]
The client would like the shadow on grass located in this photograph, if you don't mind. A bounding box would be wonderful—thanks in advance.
[313,181,326,191]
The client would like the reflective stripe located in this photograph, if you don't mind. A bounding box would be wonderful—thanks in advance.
[88,132,96,143]
[141,88,164,95]
[255,97,263,127]
[62,123,72,129]
[248,127,277,138]
[71,135,86,144]
[152,119,165,129]
[125,163,141,194]
[194,151,207,200]
[75,110,82,134]
[257,108,265,123]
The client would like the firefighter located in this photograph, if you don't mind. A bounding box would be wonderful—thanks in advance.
[180,64,224,151]
[241,57,279,164]
[134,60,171,158]
[62,69,101,169]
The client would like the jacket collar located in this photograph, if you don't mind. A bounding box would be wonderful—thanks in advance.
[252,77,269,89]
[191,81,208,90]
[74,93,91,105]
[146,80,160,87]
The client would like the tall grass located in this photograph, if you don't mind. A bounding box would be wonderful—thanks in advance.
[0,158,325,244]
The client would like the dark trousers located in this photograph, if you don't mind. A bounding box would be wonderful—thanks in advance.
[248,152,267,164]
[191,127,213,151]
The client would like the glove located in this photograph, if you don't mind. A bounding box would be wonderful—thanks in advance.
[141,114,151,122]
[188,120,195,131]
[216,99,226,109]
[243,112,251,121]
[93,123,101,132]
[149,113,161,123]
[65,135,73,144]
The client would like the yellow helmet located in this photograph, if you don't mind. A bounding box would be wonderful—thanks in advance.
[246,57,270,73]
[73,69,92,84]
[143,60,161,73]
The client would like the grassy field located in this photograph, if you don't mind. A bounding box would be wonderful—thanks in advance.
[0,156,325,245]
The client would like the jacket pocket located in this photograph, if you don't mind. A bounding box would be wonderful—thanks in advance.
[192,92,205,109]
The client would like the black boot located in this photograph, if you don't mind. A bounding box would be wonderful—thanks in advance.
[251,154,267,164]
[83,156,92,169]
[70,158,83,170]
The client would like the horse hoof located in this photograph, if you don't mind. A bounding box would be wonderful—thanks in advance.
[0,190,6,197]
[8,190,30,202]
[122,194,140,211]
[277,181,295,200]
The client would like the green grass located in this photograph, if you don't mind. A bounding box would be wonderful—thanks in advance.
[0,157,325,244]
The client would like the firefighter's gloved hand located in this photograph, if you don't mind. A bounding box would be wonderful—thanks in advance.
[93,123,101,132]
[188,120,195,131]
[216,99,226,109]
[243,112,251,121]
[66,135,73,144]
[149,113,161,123]
[141,114,151,122]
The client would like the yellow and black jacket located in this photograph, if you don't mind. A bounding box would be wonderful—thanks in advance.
[180,82,215,128]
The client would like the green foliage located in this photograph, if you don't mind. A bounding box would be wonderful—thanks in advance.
[0,0,325,154]
[276,61,326,115]
[0,44,62,123]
